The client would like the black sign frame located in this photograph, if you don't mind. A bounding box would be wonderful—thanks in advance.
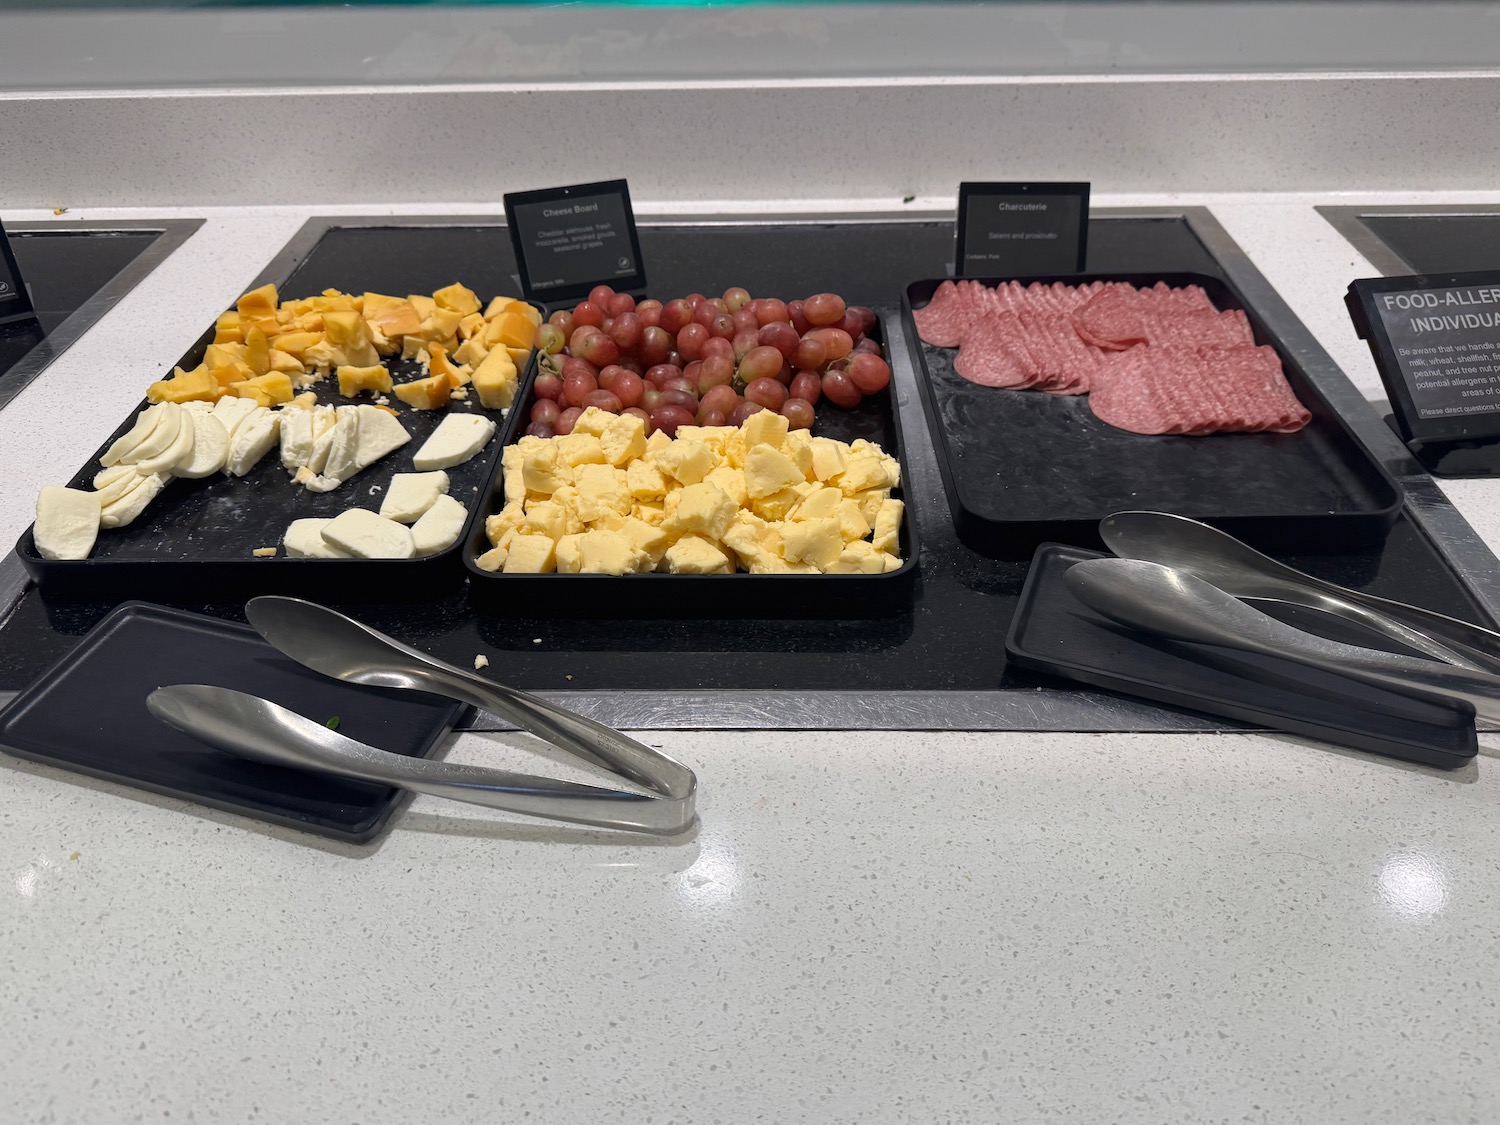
[0,218,36,326]
[503,179,647,305]
[1347,270,1500,447]
[955,181,1089,277]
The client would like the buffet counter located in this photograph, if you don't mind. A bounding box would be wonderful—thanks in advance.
[4,191,1499,1125]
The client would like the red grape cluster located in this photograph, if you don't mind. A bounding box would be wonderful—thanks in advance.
[526,285,892,439]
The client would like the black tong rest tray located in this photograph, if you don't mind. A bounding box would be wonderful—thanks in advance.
[1005,545,1477,769]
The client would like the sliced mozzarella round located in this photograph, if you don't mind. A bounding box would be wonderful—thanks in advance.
[135,409,198,475]
[283,517,353,559]
[119,402,183,466]
[320,508,415,559]
[100,404,168,468]
[410,493,468,557]
[173,413,229,478]
[94,467,147,507]
[99,472,168,529]
[34,486,102,561]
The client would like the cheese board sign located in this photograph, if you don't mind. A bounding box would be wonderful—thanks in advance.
[0,218,36,325]
[504,179,647,304]
[955,182,1089,277]
[1348,271,1500,451]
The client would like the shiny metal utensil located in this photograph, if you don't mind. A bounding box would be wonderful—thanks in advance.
[1099,510,1500,675]
[148,685,692,835]
[242,595,694,808]
[1064,557,1500,724]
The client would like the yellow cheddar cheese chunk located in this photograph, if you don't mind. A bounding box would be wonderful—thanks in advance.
[392,372,454,410]
[502,534,556,573]
[433,283,481,317]
[471,347,518,410]
[337,364,393,398]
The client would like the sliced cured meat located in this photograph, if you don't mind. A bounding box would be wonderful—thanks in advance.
[953,316,1031,388]
[1072,286,1150,351]
[913,280,969,348]
[1089,348,1173,435]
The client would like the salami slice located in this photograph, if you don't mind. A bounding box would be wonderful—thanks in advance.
[1072,286,1149,351]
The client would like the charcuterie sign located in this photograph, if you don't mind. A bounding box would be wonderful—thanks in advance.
[504,179,647,304]
[955,182,1089,277]
[1348,270,1500,445]
[0,219,35,325]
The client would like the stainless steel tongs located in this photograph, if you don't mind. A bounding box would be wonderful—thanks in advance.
[147,596,697,835]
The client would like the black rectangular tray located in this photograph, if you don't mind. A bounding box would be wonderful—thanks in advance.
[462,313,919,618]
[902,272,1404,560]
[15,252,536,602]
[1005,544,1476,769]
[0,602,464,842]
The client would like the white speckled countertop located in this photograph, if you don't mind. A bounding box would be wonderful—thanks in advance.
[4,193,1500,1125]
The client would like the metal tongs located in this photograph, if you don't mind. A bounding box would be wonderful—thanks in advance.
[147,596,697,835]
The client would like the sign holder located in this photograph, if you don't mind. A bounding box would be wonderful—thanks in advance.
[954,182,1088,277]
[1348,271,1500,477]
[503,179,646,306]
[0,219,36,326]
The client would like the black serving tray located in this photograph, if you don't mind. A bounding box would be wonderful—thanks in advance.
[902,272,1404,560]
[1005,544,1477,769]
[463,310,918,618]
[15,246,536,601]
[0,602,464,841]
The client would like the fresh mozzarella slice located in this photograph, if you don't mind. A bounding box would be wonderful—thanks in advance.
[410,493,468,557]
[224,408,280,477]
[411,412,495,471]
[175,413,230,478]
[135,409,197,475]
[283,517,353,559]
[352,405,411,471]
[94,468,146,507]
[34,486,101,560]
[320,508,415,559]
[94,464,136,490]
[211,395,260,440]
[279,405,315,471]
[319,407,363,484]
[99,472,168,528]
[119,402,182,466]
[181,400,215,416]
[100,405,167,468]
[379,470,449,523]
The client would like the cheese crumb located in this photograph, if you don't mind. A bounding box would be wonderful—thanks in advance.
[474,654,490,670]
[251,546,277,557]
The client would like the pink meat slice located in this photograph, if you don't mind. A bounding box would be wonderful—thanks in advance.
[953,315,1032,388]
[912,280,968,347]
[1089,347,1176,435]
[1072,285,1150,350]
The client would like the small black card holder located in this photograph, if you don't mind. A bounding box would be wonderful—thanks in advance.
[0,218,37,327]
[1349,272,1500,478]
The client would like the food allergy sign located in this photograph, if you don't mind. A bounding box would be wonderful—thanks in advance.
[0,218,35,325]
[1348,271,1500,443]
[955,182,1088,276]
[504,180,646,304]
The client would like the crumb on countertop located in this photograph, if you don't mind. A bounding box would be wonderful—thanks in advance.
[252,546,277,557]
[474,654,489,670]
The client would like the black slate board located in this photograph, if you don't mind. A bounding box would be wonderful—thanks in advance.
[0,602,464,841]
[14,249,535,600]
[902,272,1403,559]
[1005,544,1476,769]
[464,313,918,618]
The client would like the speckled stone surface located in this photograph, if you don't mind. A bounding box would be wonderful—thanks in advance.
[5,195,1500,1124]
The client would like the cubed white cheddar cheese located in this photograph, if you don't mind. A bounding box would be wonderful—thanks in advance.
[571,407,614,438]
[873,498,904,555]
[555,433,607,467]
[600,411,647,467]
[782,430,815,479]
[34,486,101,560]
[521,442,571,494]
[380,471,450,523]
[410,493,469,557]
[704,465,748,508]
[780,517,844,569]
[474,545,508,572]
[502,534,557,573]
[553,532,585,573]
[663,482,737,541]
[650,439,715,486]
[790,485,841,522]
[320,508,415,559]
[574,463,631,522]
[283,517,352,558]
[742,409,790,451]
[626,459,667,500]
[744,444,806,499]
[838,498,872,542]
[520,499,580,541]
[412,412,496,471]
[619,515,671,566]
[808,437,850,482]
[836,451,897,496]
[665,534,733,574]
[576,529,650,575]
[485,501,525,546]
